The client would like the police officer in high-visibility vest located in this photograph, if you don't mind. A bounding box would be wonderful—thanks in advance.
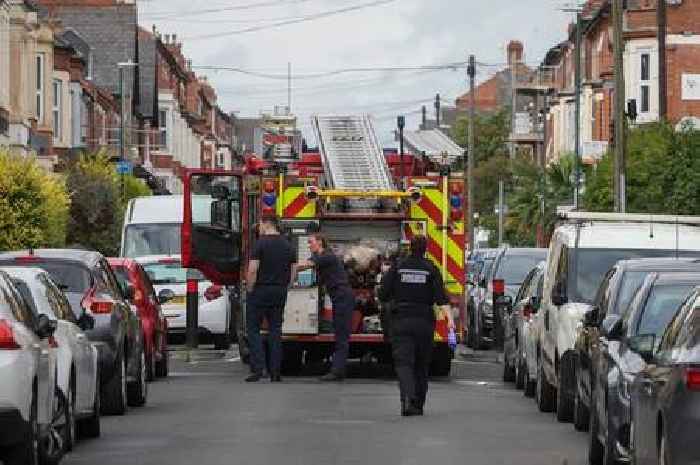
[379,235,454,416]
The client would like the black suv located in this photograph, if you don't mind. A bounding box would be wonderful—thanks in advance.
[588,271,700,465]
[0,250,147,415]
[574,258,700,432]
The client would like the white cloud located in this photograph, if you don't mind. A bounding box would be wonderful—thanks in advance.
[140,0,571,145]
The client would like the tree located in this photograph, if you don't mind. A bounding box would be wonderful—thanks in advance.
[584,122,700,215]
[0,151,70,251]
[65,151,151,256]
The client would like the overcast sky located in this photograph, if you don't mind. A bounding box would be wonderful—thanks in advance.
[139,0,573,146]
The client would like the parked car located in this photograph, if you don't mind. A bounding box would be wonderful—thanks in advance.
[573,258,700,432]
[466,248,501,348]
[538,212,700,423]
[0,269,60,465]
[0,250,147,415]
[503,261,545,395]
[474,248,547,349]
[108,258,170,380]
[588,272,700,465]
[136,255,232,349]
[4,267,101,449]
[630,285,700,465]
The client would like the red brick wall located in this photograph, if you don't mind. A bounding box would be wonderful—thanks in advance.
[667,44,700,122]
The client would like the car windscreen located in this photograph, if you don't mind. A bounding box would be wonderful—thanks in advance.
[0,260,92,294]
[123,223,181,258]
[636,283,695,340]
[614,271,650,315]
[496,254,546,285]
[142,262,205,285]
[570,249,700,304]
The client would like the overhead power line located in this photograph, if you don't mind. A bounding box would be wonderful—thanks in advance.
[183,0,399,40]
[141,0,316,20]
[193,62,467,80]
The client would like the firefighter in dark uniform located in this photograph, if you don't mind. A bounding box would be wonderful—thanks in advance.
[295,233,355,381]
[379,236,455,416]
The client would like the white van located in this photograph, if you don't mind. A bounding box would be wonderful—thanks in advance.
[121,195,213,258]
[121,196,232,348]
[537,212,700,421]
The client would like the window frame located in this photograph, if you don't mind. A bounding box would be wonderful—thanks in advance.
[36,53,45,122]
[52,78,62,141]
[639,52,651,114]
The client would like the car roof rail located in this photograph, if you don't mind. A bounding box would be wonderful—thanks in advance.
[557,211,700,226]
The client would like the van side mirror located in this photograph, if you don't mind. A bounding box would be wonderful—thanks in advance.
[629,334,655,362]
[552,281,568,306]
[36,314,57,339]
[584,307,599,327]
[602,314,623,340]
[77,311,95,331]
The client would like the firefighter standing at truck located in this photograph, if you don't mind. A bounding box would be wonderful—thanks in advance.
[295,233,355,382]
[379,236,454,416]
[245,219,296,383]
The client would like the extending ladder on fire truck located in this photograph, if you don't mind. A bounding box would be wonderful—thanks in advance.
[311,114,395,191]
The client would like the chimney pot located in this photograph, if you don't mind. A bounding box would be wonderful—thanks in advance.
[507,40,524,66]
[172,34,177,43]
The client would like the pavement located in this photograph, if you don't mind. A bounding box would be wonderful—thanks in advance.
[61,345,587,465]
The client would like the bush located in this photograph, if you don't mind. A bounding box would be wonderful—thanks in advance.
[65,152,152,256]
[0,151,70,251]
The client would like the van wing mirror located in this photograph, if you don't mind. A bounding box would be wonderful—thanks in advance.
[552,281,568,306]
[584,306,599,327]
[182,171,243,286]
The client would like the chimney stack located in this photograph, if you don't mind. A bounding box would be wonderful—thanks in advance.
[507,40,524,67]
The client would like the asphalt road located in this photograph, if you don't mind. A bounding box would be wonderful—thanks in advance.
[62,346,587,465]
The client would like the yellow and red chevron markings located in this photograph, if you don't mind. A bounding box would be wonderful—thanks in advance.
[282,186,316,218]
[406,184,465,295]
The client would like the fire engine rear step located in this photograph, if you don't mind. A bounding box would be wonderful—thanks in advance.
[311,114,395,192]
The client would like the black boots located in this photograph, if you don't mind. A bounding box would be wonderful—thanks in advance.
[401,399,423,417]
[245,372,263,382]
[319,372,345,382]
[270,374,282,382]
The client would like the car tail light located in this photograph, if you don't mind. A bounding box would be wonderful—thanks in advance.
[204,284,223,301]
[685,368,700,391]
[48,335,59,349]
[0,320,20,350]
[14,256,41,264]
[493,279,505,296]
[90,300,115,314]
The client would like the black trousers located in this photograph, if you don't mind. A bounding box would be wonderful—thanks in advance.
[247,285,287,376]
[330,288,355,374]
[391,317,435,406]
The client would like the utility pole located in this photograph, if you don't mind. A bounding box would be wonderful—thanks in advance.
[435,93,441,128]
[498,179,505,246]
[466,55,476,251]
[421,105,427,129]
[397,115,405,186]
[613,0,626,213]
[657,0,667,120]
[510,52,517,159]
[574,12,582,209]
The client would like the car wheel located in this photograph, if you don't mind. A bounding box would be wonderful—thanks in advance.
[589,405,605,465]
[573,383,590,432]
[502,356,516,383]
[536,360,555,412]
[515,358,526,390]
[101,351,127,415]
[40,386,67,465]
[78,371,101,439]
[127,349,148,407]
[155,349,169,378]
[4,384,40,465]
[659,427,670,465]
[556,357,575,423]
[63,377,76,452]
[524,369,536,398]
[145,350,155,382]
